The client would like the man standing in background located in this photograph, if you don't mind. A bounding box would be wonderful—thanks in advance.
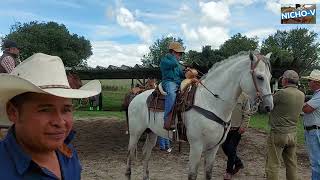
[302,69,320,180]
[265,70,305,180]
[0,40,20,139]
[0,40,20,73]
[222,93,251,180]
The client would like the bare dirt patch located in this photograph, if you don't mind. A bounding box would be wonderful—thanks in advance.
[73,118,310,180]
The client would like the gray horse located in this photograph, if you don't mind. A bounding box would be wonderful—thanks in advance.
[125,51,273,180]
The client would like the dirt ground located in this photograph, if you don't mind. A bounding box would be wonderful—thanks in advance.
[73,118,311,180]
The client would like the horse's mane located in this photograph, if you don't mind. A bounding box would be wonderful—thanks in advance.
[200,50,271,80]
[201,51,251,80]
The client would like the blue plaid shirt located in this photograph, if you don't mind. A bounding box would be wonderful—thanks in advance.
[0,128,82,180]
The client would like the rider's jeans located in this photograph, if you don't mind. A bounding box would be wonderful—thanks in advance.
[163,81,178,122]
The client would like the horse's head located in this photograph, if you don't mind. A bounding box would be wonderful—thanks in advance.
[240,52,273,112]
[67,72,82,89]
[145,78,156,89]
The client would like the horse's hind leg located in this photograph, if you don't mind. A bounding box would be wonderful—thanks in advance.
[204,146,219,180]
[125,131,143,180]
[142,132,158,180]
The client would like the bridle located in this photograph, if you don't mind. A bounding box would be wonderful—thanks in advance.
[249,54,272,113]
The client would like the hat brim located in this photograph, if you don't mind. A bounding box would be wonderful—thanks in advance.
[301,76,320,82]
[175,48,185,53]
[0,74,101,122]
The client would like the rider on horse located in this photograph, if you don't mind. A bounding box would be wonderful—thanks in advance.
[160,41,185,130]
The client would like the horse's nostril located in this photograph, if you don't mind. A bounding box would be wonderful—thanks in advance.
[265,106,271,112]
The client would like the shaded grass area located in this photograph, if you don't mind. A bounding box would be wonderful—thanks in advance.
[249,113,305,144]
[76,89,128,111]
[102,90,127,111]
[73,111,125,120]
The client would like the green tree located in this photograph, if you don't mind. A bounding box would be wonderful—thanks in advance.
[141,36,184,66]
[185,46,224,69]
[219,33,259,58]
[261,28,320,75]
[2,21,92,67]
[261,28,320,73]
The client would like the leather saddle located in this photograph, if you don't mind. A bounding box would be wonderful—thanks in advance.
[146,83,197,141]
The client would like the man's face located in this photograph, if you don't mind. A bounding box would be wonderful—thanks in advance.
[9,47,20,56]
[7,93,73,152]
[308,80,320,91]
[173,51,182,60]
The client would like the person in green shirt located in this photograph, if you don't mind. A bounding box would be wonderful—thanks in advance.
[265,70,305,180]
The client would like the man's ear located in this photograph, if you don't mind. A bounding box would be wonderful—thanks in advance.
[6,102,19,124]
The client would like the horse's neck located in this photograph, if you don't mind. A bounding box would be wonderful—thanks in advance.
[194,59,247,121]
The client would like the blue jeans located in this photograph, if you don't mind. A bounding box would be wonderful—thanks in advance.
[163,81,178,122]
[158,136,170,150]
[304,129,320,180]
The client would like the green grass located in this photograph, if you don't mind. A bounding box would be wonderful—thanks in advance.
[249,113,305,144]
[102,90,127,110]
[73,111,125,120]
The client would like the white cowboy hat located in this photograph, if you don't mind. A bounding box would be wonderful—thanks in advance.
[0,53,101,121]
[302,69,320,82]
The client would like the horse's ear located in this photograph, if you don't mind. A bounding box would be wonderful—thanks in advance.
[265,52,272,59]
[249,51,257,62]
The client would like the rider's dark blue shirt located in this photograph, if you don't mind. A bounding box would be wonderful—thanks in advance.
[0,127,81,180]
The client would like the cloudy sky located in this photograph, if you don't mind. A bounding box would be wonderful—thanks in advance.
[0,0,319,67]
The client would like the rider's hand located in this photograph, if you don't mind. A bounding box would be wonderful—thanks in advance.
[191,78,199,84]
[238,127,246,134]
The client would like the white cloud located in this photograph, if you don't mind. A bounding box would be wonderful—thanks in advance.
[225,0,257,6]
[87,41,149,67]
[199,1,230,26]
[180,1,231,50]
[116,7,153,43]
[265,1,281,15]
[134,9,175,20]
[182,24,229,50]
[93,25,131,38]
[280,0,319,3]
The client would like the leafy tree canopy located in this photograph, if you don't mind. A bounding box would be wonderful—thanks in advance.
[219,33,259,58]
[261,28,319,76]
[2,21,92,67]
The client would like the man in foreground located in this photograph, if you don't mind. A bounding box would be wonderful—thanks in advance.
[0,53,101,179]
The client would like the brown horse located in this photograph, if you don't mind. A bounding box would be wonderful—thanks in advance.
[122,79,156,134]
[67,72,82,89]
[67,72,88,107]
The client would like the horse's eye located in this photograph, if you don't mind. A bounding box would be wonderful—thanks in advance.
[257,76,264,81]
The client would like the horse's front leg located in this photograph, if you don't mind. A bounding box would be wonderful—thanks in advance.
[142,132,158,180]
[188,141,203,180]
[204,145,219,180]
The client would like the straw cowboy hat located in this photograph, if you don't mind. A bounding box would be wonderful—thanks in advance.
[0,53,101,121]
[169,41,184,53]
[302,69,320,82]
